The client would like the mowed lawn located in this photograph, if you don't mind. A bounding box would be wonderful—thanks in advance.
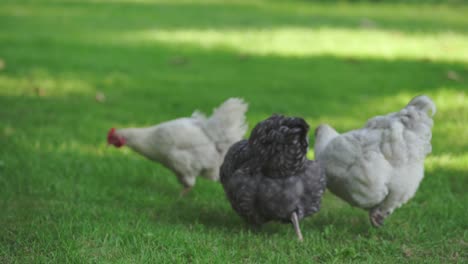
[1,0,467,262]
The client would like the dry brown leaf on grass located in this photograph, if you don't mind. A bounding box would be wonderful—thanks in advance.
[95,91,106,103]
[447,70,461,81]
[4,126,15,136]
[0,58,5,70]
[359,18,378,29]
[34,86,46,97]
[238,53,250,61]
[459,239,468,247]
[450,251,460,262]
[169,56,189,66]
[402,245,413,258]
[344,57,361,64]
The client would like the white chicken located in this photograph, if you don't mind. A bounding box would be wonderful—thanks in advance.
[107,98,248,195]
[314,95,436,227]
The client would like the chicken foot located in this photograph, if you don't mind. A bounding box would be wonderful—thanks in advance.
[369,208,390,228]
[290,212,304,242]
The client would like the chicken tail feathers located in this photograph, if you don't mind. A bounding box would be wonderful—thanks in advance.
[200,98,248,154]
[407,95,436,117]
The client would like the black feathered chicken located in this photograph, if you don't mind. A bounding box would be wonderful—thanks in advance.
[220,115,326,241]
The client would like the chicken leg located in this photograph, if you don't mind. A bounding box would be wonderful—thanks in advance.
[369,208,384,227]
[369,207,391,227]
[370,188,408,227]
[176,171,196,198]
[291,212,303,242]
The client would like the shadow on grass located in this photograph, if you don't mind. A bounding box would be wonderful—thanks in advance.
[1,135,466,247]
[1,39,467,157]
[306,165,468,236]
[2,40,466,100]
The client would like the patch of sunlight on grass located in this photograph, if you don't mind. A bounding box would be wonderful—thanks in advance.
[0,70,95,97]
[426,153,468,172]
[432,89,467,113]
[356,89,467,115]
[124,27,468,63]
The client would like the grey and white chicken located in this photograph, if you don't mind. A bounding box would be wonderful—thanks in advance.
[220,115,326,241]
[314,95,436,227]
[107,98,248,195]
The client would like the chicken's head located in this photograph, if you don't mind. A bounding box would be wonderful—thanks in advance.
[107,128,126,148]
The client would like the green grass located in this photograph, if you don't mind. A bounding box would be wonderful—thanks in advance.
[1,0,467,262]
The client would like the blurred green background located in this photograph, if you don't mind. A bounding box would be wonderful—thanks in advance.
[1,0,467,262]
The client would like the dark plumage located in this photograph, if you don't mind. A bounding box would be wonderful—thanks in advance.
[220,115,326,241]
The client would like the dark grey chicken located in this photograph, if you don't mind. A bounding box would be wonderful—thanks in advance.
[220,115,326,241]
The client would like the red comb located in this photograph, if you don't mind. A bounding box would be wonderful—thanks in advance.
[107,128,116,142]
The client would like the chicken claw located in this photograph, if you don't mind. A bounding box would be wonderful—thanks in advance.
[369,208,387,228]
